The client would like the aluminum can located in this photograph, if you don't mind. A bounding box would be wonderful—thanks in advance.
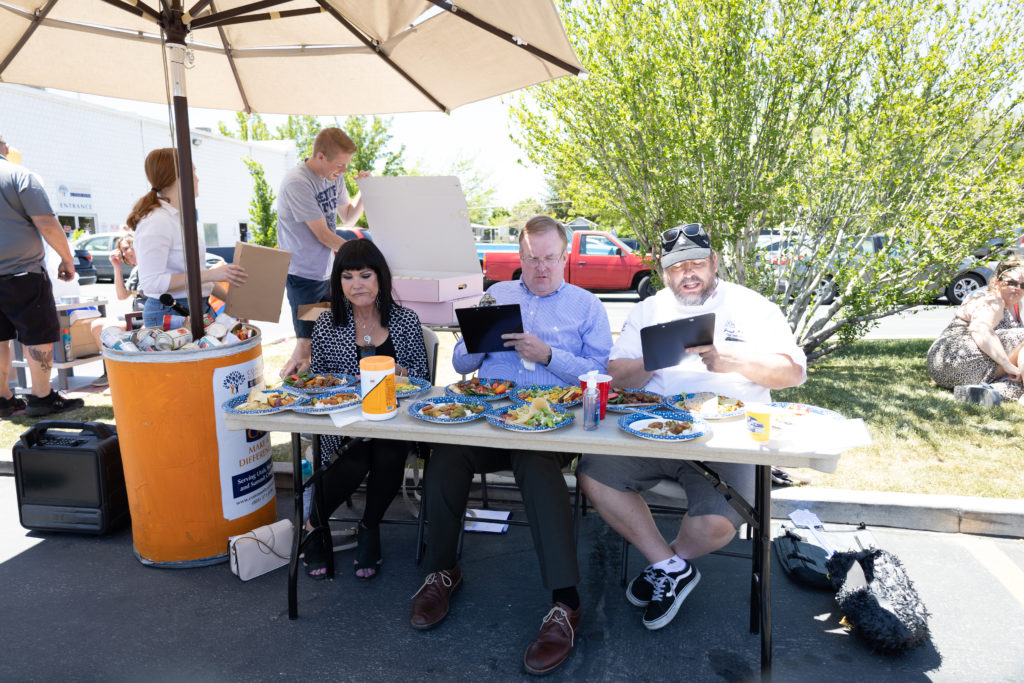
[161,314,188,331]
[202,313,216,328]
[215,312,238,329]
[110,339,140,353]
[131,328,159,352]
[197,335,224,349]
[100,326,129,349]
[178,342,200,351]
[204,322,228,339]
[164,327,193,350]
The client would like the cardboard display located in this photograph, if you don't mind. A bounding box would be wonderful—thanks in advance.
[225,242,291,323]
[70,320,98,357]
[359,176,484,322]
[297,302,331,322]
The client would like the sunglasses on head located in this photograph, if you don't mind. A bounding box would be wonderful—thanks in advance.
[661,223,706,252]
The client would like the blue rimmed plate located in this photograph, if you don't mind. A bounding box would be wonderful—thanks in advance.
[664,392,745,420]
[617,409,710,441]
[280,372,357,395]
[291,387,363,414]
[444,377,516,401]
[221,392,310,416]
[510,384,584,408]
[486,403,575,432]
[604,388,665,414]
[408,396,491,424]
[395,376,433,399]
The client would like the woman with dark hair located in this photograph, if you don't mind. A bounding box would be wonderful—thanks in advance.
[128,148,246,327]
[303,239,429,579]
[928,257,1024,402]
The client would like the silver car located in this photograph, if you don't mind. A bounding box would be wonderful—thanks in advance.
[74,232,226,282]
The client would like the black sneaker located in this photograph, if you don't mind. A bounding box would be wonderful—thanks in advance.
[25,391,85,417]
[642,564,701,630]
[0,395,27,418]
[626,565,658,607]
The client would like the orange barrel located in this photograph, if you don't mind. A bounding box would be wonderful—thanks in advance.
[104,333,276,566]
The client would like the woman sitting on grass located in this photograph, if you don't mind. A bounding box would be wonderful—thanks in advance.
[927,258,1024,402]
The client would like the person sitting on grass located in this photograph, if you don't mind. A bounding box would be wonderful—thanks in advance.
[927,257,1024,403]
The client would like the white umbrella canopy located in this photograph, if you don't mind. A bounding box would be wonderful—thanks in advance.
[0,0,584,114]
[0,0,583,337]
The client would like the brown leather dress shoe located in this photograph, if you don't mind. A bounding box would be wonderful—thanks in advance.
[410,566,462,630]
[523,602,582,675]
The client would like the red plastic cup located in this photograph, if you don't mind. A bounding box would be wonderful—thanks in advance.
[579,373,612,419]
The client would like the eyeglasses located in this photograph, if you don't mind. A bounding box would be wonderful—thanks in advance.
[661,223,706,252]
[523,254,564,267]
[1001,279,1024,289]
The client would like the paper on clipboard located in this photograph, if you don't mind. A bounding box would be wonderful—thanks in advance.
[463,508,511,534]
[225,242,292,322]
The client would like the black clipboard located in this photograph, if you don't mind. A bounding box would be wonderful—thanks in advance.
[640,313,716,371]
[455,304,524,354]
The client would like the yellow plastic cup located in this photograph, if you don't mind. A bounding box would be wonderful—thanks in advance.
[746,403,773,442]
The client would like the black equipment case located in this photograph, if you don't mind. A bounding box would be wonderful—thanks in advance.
[13,421,128,535]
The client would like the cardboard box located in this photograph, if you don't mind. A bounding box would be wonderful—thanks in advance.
[360,176,484,316]
[297,302,331,322]
[70,320,99,357]
[225,242,291,323]
[404,294,483,326]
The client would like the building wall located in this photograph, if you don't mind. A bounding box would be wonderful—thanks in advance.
[0,84,295,246]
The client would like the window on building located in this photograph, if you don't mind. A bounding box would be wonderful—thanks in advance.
[204,223,219,247]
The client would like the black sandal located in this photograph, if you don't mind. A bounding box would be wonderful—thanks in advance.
[303,533,329,581]
[354,523,382,580]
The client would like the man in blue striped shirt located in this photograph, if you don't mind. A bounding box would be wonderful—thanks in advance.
[410,215,612,675]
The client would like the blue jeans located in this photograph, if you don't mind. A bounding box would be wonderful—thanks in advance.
[286,274,331,339]
[142,295,212,328]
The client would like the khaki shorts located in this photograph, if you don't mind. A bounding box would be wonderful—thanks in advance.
[576,454,754,528]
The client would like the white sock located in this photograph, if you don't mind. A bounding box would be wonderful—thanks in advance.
[652,555,688,573]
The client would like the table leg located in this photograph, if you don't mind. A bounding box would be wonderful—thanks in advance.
[753,464,772,670]
[288,432,302,620]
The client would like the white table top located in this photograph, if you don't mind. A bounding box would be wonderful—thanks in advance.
[224,388,847,473]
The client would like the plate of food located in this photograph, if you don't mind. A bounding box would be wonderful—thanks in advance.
[291,388,363,414]
[395,376,432,398]
[222,390,309,415]
[665,392,745,419]
[510,384,584,408]
[408,396,491,424]
[281,371,355,394]
[768,402,844,438]
[605,387,665,413]
[486,397,575,432]
[445,377,515,401]
[617,409,709,441]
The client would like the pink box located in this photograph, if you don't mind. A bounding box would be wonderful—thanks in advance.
[403,294,483,325]
[393,273,483,303]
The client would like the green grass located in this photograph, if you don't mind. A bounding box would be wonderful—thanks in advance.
[6,337,1020,499]
[774,339,1024,498]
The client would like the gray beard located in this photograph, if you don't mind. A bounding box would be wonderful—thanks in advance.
[672,277,717,306]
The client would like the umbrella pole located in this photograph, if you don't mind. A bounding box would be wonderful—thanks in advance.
[165,40,206,341]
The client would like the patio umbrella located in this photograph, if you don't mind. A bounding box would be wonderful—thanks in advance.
[0,0,584,338]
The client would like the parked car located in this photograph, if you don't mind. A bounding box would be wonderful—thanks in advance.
[765,233,1012,305]
[482,229,653,298]
[74,247,97,286]
[74,232,127,281]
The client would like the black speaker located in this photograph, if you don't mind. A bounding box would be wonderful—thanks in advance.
[13,421,128,535]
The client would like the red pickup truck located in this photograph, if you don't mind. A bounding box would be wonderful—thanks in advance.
[482,229,655,298]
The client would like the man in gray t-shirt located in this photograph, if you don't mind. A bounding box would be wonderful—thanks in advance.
[0,133,84,417]
[277,127,370,377]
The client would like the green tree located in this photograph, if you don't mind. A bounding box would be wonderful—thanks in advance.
[513,0,1024,359]
[274,115,321,159]
[218,112,272,141]
[243,157,277,247]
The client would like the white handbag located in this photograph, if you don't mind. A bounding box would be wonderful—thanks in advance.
[228,519,294,581]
